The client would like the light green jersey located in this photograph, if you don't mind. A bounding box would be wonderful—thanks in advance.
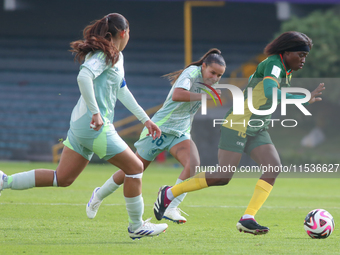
[70,51,125,138]
[142,65,210,138]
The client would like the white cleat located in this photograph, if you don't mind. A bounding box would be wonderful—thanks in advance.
[86,187,102,219]
[163,207,188,224]
[128,218,168,240]
[0,170,7,196]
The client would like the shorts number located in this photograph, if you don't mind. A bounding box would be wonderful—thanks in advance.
[238,131,246,138]
[152,134,167,147]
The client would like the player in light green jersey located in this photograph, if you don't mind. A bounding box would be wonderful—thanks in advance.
[0,13,168,240]
[154,31,325,235]
[86,49,226,224]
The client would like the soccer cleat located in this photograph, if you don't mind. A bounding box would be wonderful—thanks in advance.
[0,170,7,196]
[236,218,269,235]
[154,185,172,221]
[86,187,102,219]
[128,218,168,240]
[163,207,188,224]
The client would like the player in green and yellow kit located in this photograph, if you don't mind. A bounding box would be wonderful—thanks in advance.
[153,31,325,235]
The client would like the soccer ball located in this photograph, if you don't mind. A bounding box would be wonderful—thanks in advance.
[304,209,335,239]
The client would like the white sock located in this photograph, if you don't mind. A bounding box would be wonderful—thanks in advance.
[242,214,254,220]
[53,171,58,187]
[96,175,121,200]
[7,170,36,190]
[167,179,187,209]
[166,188,174,200]
[125,194,144,231]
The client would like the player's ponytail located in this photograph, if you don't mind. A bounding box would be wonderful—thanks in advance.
[70,13,129,66]
[164,48,225,85]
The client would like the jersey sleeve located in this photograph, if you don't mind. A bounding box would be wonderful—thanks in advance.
[263,61,282,99]
[117,85,150,124]
[173,66,198,90]
[77,67,100,115]
[264,61,282,79]
[263,74,309,105]
[174,77,191,91]
[263,61,283,87]
[81,51,109,78]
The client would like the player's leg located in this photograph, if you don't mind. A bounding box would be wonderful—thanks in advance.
[154,149,241,221]
[162,139,198,223]
[154,128,244,221]
[206,126,245,186]
[0,146,89,193]
[237,132,279,235]
[107,145,167,239]
[55,146,90,186]
[167,131,243,194]
[86,133,159,219]
[163,127,244,198]
[245,143,280,215]
[167,148,241,195]
[86,153,151,219]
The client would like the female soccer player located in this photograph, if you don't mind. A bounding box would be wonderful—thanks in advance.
[0,13,168,239]
[153,31,325,235]
[86,49,226,224]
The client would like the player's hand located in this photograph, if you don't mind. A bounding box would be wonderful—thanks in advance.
[207,89,222,100]
[308,83,325,104]
[214,89,222,99]
[144,120,161,140]
[90,113,104,131]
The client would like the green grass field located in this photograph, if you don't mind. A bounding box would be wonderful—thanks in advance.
[0,160,339,254]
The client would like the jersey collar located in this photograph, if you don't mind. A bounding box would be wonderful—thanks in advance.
[279,54,292,76]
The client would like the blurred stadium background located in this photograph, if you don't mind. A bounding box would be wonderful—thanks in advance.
[0,0,339,164]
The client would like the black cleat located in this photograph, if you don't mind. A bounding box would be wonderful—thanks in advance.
[153,185,172,221]
[236,218,269,235]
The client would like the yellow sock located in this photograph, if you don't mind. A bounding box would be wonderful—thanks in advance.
[171,172,208,198]
[244,179,273,216]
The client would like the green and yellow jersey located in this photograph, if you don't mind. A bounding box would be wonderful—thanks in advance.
[223,54,305,136]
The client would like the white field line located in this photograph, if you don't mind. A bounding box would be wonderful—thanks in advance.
[1,202,340,210]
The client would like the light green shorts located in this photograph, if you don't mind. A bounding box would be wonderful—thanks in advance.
[63,126,128,161]
[135,132,190,161]
[218,127,273,156]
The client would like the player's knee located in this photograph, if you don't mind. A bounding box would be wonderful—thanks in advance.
[57,176,76,187]
[135,160,144,173]
[211,177,232,186]
[125,162,144,179]
[123,160,144,176]
[189,161,200,175]
[192,158,200,168]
